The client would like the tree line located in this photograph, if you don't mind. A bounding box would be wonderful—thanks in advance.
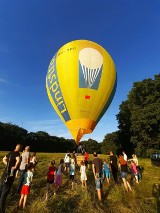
[0,74,159,157]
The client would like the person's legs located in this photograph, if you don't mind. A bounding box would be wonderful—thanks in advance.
[122,178,128,191]
[22,195,28,209]
[95,178,102,201]
[111,167,118,184]
[126,181,132,191]
[0,180,13,213]
[135,174,139,183]
[137,170,142,181]
[16,170,25,193]
[106,173,110,184]
[97,189,102,201]
[84,180,87,187]
[19,194,24,207]
[45,183,50,201]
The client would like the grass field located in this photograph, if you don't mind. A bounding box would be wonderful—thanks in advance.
[0,152,160,213]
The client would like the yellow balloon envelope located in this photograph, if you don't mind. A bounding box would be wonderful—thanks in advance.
[46,40,117,144]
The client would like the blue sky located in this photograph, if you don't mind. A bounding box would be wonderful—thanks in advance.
[0,0,159,142]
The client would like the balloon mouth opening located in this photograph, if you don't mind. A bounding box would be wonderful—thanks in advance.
[66,119,96,144]
[75,128,93,144]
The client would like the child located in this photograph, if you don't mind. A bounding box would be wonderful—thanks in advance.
[45,160,56,201]
[102,159,110,184]
[54,159,64,193]
[64,153,71,172]
[130,160,139,183]
[69,158,75,189]
[80,161,87,188]
[30,152,38,171]
[18,164,34,209]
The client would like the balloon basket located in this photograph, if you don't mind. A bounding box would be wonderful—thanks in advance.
[76,155,85,166]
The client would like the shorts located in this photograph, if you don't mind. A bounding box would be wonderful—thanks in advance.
[55,175,62,186]
[70,175,74,180]
[21,185,30,195]
[121,172,127,178]
[95,177,102,190]
[47,179,54,184]
[105,172,110,179]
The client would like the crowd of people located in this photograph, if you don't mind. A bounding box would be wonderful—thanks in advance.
[0,144,142,212]
[0,144,37,212]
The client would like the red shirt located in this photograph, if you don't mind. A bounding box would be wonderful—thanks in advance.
[47,166,56,180]
[84,153,89,161]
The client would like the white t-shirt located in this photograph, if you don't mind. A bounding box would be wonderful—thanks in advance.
[57,164,63,175]
[30,156,37,164]
[23,171,33,186]
[123,153,127,161]
[20,151,30,170]
[64,154,70,163]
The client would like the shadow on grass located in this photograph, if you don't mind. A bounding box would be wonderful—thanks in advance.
[152,183,160,213]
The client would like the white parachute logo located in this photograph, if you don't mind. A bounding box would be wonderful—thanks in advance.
[79,48,103,88]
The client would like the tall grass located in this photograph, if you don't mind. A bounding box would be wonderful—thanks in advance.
[0,152,159,213]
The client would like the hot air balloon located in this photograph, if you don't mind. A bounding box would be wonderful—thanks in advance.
[46,40,117,144]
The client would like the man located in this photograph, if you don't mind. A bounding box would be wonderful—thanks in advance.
[109,151,118,184]
[0,144,21,213]
[92,152,103,201]
[16,146,30,193]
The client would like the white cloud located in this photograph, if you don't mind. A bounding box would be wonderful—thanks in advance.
[0,78,9,84]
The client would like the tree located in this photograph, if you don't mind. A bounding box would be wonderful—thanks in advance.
[0,122,28,150]
[101,131,120,155]
[117,74,160,157]
[116,100,134,155]
[81,139,101,154]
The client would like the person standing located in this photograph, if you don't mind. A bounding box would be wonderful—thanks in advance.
[80,161,87,188]
[130,160,139,184]
[92,152,103,201]
[69,159,76,189]
[30,152,37,167]
[18,164,34,209]
[119,153,132,192]
[131,154,142,181]
[102,159,110,184]
[16,146,30,194]
[45,160,56,201]
[64,152,71,173]
[54,159,64,194]
[0,144,21,213]
[84,151,89,169]
[109,151,118,184]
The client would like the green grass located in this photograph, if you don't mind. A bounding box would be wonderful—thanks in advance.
[0,152,159,213]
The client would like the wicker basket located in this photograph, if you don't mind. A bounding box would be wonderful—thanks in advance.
[76,155,85,166]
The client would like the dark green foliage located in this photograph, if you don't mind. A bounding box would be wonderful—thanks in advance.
[0,122,97,153]
[117,74,160,157]
[101,131,120,155]
[80,138,101,154]
[0,122,28,150]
